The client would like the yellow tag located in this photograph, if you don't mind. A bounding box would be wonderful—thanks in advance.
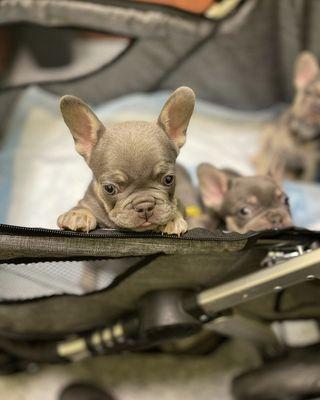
[185,205,202,218]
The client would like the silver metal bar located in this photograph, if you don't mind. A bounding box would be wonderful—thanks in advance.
[197,248,320,316]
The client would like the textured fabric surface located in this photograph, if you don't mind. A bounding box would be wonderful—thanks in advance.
[0,232,248,263]
[2,1,320,109]
[0,0,212,105]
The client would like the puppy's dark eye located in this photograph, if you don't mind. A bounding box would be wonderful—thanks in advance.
[104,184,117,195]
[283,195,290,206]
[162,174,175,186]
[239,207,252,217]
[305,89,314,97]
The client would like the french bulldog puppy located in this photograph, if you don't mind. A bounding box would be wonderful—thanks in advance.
[252,51,320,181]
[195,163,293,233]
[57,87,195,235]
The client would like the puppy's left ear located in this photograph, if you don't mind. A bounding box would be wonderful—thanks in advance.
[158,86,195,149]
[294,51,319,90]
[197,163,229,211]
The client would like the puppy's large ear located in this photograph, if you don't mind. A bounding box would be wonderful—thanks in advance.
[60,95,104,161]
[158,86,195,149]
[294,52,319,90]
[197,163,229,210]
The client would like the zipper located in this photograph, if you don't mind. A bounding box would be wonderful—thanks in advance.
[0,223,253,242]
[0,224,319,244]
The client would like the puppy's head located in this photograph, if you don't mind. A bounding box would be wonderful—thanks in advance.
[290,51,320,141]
[197,163,293,233]
[60,87,195,231]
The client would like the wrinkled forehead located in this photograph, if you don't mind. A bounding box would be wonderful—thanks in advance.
[228,176,283,206]
[107,155,175,182]
[92,120,177,179]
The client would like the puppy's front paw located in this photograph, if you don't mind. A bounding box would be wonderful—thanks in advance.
[160,215,188,236]
[57,208,97,232]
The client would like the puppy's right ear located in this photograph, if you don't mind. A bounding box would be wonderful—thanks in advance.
[294,51,319,90]
[197,163,229,210]
[60,95,104,161]
[158,86,195,150]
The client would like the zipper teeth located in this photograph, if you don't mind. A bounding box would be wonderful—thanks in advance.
[0,225,316,243]
[0,224,251,242]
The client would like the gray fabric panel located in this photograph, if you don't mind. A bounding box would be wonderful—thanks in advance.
[3,1,320,109]
[45,33,206,104]
[306,1,320,63]
[160,0,320,109]
[161,0,280,109]
[0,0,212,104]
[0,234,247,262]
[276,0,305,101]
[0,0,211,39]
[0,248,266,338]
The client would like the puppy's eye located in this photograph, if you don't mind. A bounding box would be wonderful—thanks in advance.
[104,184,118,195]
[162,174,175,186]
[305,89,314,96]
[239,207,252,217]
[283,195,290,206]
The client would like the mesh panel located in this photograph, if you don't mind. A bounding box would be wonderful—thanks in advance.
[0,257,143,301]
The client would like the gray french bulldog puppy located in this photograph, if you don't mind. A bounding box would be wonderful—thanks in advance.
[57,87,195,235]
[197,163,293,233]
[176,163,292,233]
[253,51,320,181]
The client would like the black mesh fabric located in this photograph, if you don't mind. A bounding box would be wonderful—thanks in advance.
[0,258,144,301]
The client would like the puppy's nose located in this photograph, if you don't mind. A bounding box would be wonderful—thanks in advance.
[134,201,155,219]
[267,211,284,226]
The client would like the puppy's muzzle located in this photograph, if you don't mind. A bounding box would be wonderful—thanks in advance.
[266,210,291,228]
[133,197,155,220]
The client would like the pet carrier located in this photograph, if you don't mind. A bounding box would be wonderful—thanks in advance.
[0,2,320,398]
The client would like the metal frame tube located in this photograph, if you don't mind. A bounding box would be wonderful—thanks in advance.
[197,248,320,317]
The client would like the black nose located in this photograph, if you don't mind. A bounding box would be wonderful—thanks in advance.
[134,201,155,219]
[267,211,284,226]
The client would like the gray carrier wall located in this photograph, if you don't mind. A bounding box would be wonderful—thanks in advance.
[1,0,320,114]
